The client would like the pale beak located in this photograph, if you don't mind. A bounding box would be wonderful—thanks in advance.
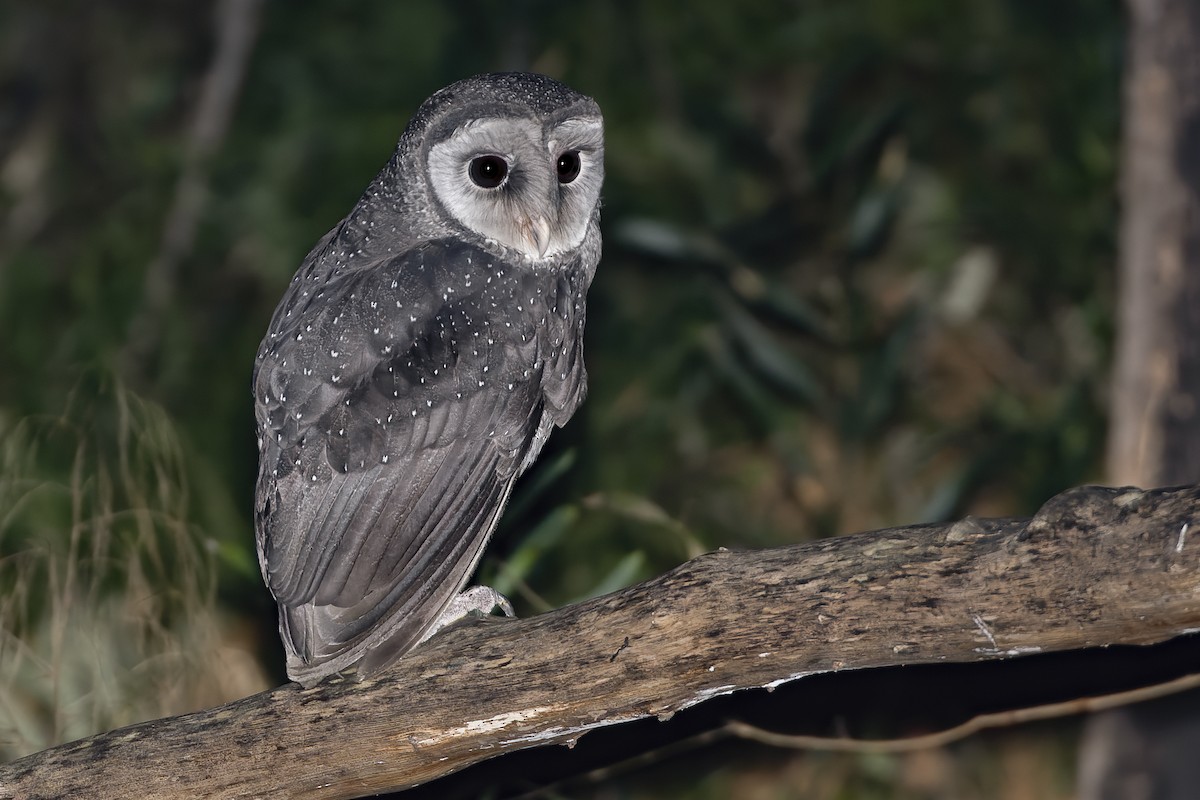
[520,215,552,258]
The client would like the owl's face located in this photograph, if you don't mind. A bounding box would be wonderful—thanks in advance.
[424,109,604,261]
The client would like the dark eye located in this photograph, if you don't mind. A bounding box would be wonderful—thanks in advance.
[556,151,581,184]
[469,155,509,189]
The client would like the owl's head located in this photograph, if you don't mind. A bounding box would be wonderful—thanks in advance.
[404,72,604,261]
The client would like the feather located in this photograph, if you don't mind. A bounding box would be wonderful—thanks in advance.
[254,239,590,684]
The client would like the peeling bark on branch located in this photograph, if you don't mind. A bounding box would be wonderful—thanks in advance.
[2,484,1198,799]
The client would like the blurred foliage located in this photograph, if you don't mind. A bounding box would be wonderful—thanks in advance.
[0,374,267,758]
[0,0,1120,793]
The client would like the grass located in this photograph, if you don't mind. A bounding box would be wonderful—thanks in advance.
[0,375,267,760]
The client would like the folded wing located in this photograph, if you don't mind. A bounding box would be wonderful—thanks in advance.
[253,240,588,684]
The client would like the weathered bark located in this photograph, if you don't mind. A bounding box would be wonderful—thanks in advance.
[2,483,1198,800]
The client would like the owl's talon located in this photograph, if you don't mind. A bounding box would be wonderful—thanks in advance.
[417,585,516,644]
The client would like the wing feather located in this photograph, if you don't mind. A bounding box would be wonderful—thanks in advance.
[253,239,589,683]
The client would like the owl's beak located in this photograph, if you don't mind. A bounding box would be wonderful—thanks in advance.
[520,215,552,258]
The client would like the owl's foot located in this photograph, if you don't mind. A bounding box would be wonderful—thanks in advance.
[418,585,516,644]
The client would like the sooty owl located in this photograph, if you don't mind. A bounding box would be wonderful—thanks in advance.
[253,72,604,687]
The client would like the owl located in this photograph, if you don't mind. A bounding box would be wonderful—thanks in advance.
[253,73,604,687]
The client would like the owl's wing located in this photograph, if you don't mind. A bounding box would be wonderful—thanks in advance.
[253,240,587,683]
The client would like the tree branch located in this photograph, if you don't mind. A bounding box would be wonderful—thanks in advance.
[725,672,1200,754]
[121,0,264,377]
[2,483,1197,799]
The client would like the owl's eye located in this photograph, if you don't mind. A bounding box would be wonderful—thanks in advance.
[469,155,509,189]
[556,151,581,184]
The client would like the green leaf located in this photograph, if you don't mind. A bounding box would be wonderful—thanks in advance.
[577,550,647,601]
[490,505,579,596]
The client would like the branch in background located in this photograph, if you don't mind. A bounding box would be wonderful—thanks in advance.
[728,672,1200,754]
[121,0,265,377]
[1,483,1197,799]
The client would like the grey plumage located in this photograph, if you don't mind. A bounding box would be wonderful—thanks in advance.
[253,73,604,687]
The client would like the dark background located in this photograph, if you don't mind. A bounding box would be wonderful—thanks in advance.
[0,1,1126,796]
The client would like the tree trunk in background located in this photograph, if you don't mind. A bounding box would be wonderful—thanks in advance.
[1107,0,1200,486]
[1081,1,1200,797]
